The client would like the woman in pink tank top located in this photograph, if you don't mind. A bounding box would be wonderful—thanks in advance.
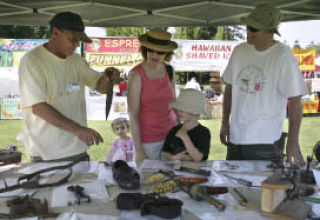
[127,29,179,161]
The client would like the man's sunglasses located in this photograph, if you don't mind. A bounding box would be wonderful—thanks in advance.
[247,26,260,33]
[147,49,166,55]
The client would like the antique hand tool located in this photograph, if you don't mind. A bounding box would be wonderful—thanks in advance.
[0,148,22,166]
[233,188,248,207]
[179,167,211,177]
[105,70,115,120]
[182,184,226,211]
[0,195,59,219]
[0,155,86,194]
[300,156,316,184]
[67,185,91,205]
[205,186,228,195]
[177,176,208,185]
[158,170,208,185]
[216,171,252,187]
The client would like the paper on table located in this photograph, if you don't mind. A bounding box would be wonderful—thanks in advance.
[120,209,181,220]
[57,212,118,220]
[212,160,255,173]
[140,160,180,173]
[167,191,230,219]
[313,169,320,188]
[0,164,18,175]
[204,171,268,187]
[16,161,99,176]
[97,163,116,186]
[168,192,269,220]
[215,207,270,220]
[255,161,273,172]
[309,191,320,216]
[205,171,240,187]
[51,181,108,207]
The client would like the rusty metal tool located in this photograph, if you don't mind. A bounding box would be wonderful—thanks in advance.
[216,171,252,187]
[67,185,91,205]
[179,167,211,177]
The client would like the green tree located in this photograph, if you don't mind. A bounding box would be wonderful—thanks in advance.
[306,41,316,49]
[214,26,226,40]
[0,25,49,39]
[282,40,290,47]
[174,26,243,40]
[106,27,147,37]
[314,44,320,54]
[224,26,245,41]
[174,27,217,40]
[293,40,301,49]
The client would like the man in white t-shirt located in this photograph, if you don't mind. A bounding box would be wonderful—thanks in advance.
[220,4,308,166]
[19,12,119,161]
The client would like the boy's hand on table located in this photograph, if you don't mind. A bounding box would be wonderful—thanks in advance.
[172,151,192,161]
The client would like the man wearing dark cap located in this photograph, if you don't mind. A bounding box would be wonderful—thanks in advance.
[19,12,119,161]
[220,4,308,166]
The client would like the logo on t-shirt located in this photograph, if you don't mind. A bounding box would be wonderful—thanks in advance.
[236,65,266,94]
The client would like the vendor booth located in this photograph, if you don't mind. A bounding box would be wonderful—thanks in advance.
[0,1,320,219]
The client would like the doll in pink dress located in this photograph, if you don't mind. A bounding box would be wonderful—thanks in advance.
[106,117,134,162]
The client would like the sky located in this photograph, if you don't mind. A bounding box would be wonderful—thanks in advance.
[274,20,320,48]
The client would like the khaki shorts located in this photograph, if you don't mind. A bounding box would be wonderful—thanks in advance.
[140,140,165,160]
[226,133,287,161]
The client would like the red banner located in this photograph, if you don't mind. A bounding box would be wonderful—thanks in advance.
[86,38,140,53]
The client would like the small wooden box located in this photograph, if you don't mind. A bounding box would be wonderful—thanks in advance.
[261,173,312,220]
[261,173,292,213]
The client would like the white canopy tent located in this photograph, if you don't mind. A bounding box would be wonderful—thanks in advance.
[0,0,319,27]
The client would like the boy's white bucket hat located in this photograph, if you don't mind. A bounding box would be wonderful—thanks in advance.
[171,89,205,115]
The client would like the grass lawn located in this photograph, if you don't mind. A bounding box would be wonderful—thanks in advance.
[0,117,319,162]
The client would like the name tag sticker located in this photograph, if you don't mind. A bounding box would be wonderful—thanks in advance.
[67,81,80,92]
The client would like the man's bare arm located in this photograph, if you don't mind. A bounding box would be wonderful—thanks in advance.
[286,95,305,166]
[32,102,103,146]
[220,83,232,145]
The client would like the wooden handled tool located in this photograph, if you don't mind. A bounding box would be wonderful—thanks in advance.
[233,188,248,207]
[177,176,208,185]
[187,184,226,211]
[205,186,228,195]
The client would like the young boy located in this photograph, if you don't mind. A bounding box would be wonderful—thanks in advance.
[162,89,211,162]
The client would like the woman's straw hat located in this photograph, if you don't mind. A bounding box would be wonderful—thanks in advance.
[139,28,178,52]
[171,89,205,115]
